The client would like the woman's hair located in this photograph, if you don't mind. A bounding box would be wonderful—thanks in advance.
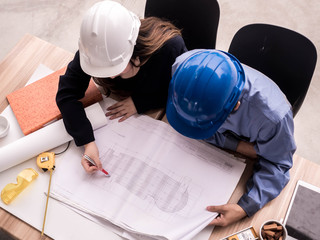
[132,16,181,67]
[94,17,182,97]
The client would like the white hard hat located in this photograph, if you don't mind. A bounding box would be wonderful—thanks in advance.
[79,1,141,77]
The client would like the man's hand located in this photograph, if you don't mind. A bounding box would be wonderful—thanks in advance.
[106,97,137,122]
[206,203,247,227]
[82,141,102,173]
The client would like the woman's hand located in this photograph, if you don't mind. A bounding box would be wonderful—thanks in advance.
[106,97,137,122]
[206,203,247,227]
[81,141,102,173]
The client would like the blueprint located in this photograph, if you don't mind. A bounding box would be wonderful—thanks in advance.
[50,108,246,240]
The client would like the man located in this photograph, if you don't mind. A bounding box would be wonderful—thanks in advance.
[166,49,296,226]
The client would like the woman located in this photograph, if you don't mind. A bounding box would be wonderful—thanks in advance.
[56,1,187,174]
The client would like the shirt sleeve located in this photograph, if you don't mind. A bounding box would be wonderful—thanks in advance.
[56,51,95,146]
[237,112,296,216]
[131,35,187,113]
[205,130,240,152]
[207,112,296,217]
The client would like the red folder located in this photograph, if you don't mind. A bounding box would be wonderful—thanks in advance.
[7,66,103,135]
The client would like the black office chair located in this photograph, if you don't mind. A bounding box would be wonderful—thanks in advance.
[228,23,317,117]
[144,0,220,50]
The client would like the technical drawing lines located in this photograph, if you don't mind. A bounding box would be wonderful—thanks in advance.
[99,148,191,213]
[109,116,235,173]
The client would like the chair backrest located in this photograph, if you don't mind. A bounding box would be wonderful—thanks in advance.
[144,0,220,50]
[228,23,317,117]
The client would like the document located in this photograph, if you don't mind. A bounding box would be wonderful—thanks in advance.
[50,110,246,240]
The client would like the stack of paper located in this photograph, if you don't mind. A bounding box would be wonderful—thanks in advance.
[50,112,246,240]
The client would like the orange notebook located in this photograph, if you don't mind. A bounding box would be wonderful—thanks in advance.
[7,66,103,135]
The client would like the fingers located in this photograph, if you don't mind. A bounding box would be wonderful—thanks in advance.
[208,215,225,226]
[206,204,247,227]
[118,114,130,122]
[107,109,128,120]
[206,205,226,214]
[106,98,129,111]
[82,142,101,173]
[107,102,121,111]
[81,157,98,173]
[89,158,102,170]
[105,97,137,121]
[93,157,103,170]
[106,103,124,115]
[81,155,103,172]
[206,205,229,226]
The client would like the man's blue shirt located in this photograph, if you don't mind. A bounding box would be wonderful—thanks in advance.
[172,50,296,216]
[206,64,296,216]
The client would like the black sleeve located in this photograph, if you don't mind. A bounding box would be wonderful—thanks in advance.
[56,51,95,146]
[131,35,187,113]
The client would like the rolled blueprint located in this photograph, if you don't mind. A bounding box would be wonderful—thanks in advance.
[0,103,108,172]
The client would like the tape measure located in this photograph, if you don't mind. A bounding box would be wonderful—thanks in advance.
[37,152,55,172]
[37,152,55,237]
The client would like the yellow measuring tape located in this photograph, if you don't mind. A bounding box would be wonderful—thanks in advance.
[36,152,55,237]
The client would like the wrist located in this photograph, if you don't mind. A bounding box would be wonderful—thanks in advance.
[236,141,257,159]
[84,141,96,151]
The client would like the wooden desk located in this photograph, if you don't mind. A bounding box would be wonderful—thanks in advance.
[1,35,320,240]
[0,34,73,240]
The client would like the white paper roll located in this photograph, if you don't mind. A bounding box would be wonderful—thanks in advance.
[0,103,108,172]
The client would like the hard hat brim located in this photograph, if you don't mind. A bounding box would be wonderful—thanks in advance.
[79,50,132,78]
[166,99,222,140]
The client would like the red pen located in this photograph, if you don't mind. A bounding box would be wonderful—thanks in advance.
[83,154,110,177]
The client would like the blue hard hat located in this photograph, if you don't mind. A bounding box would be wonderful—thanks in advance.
[166,49,245,139]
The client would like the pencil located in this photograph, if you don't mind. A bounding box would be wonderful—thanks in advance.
[83,154,110,177]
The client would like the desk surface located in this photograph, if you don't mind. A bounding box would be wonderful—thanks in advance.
[1,35,320,240]
[0,34,73,240]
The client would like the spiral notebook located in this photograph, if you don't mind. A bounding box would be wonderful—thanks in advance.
[7,66,103,135]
